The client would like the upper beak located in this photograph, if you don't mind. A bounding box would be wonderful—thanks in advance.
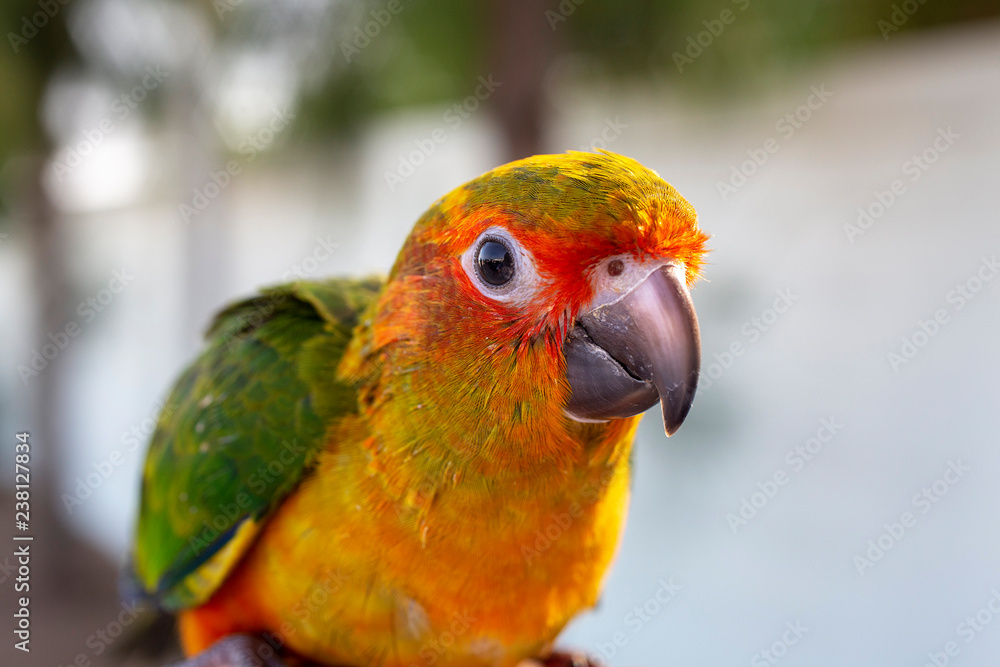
[563,264,701,436]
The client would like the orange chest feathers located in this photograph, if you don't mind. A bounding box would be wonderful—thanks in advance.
[185,416,639,667]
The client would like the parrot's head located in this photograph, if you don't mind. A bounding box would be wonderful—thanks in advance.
[345,151,709,471]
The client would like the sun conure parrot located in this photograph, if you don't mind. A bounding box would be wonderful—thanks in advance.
[129,150,709,667]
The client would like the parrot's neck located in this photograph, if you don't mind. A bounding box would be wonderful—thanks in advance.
[354,337,639,496]
[338,268,640,498]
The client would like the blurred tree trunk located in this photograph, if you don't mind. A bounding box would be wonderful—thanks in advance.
[490,0,555,160]
[2,152,128,667]
[20,153,73,587]
[18,140,123,602]
[169,59,231,351]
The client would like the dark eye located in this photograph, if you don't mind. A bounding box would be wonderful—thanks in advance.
[476,239,515,287]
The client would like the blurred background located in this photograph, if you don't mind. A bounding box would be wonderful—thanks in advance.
[2,0,1000,665]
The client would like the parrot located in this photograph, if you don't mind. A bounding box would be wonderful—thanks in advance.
[129,150,710,667]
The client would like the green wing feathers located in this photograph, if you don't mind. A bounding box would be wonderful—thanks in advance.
[131,278,381,611]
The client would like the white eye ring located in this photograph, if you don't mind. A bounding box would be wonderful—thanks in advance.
[460,227,542,304]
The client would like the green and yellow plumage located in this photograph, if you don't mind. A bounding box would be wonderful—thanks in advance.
[134,279,380,609]
[130,151,710,667]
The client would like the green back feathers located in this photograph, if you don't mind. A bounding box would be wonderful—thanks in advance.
[132,278,381,610]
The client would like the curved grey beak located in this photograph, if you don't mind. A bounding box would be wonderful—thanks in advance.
[563,264,701,436]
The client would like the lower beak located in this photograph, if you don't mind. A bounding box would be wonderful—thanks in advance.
[563,264,701,436]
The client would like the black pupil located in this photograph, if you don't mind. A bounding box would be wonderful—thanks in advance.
[477,240,515,286]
